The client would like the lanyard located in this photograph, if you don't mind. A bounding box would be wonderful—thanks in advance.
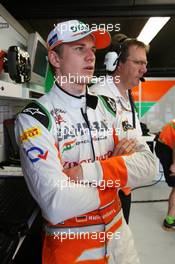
[118,91,136,129]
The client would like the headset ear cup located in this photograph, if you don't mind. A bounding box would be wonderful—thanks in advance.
[26,58,31,82]
[7,46,18,81]
[104,51,119,72]
[7,46,31,83]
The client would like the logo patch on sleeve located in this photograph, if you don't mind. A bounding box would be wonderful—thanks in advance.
[20,127,41,142]
[22,101,52,131]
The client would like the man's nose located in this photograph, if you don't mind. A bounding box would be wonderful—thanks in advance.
[144,65,147,74]
[85,49,95,61]
[141,64,147,74]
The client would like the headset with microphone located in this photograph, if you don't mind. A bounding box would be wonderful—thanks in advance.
[104,36,146,82]
[104,34,128,72]
[104,51,120,72]
[104,34,146,129]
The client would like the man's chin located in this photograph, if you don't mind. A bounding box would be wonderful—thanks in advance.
[134,79,140,86]
[76,82,92,86]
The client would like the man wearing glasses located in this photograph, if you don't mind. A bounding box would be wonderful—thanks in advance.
[90,34,149,224]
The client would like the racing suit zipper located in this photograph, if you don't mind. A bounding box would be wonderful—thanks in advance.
[81,108,96,161]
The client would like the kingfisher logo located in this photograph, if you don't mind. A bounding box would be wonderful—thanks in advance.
[25,146,48,163]
[61,139,76,154]
[20,127,41,142]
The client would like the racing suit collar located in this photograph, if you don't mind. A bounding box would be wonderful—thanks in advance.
[86,93,98,110]
[54,82,98,110]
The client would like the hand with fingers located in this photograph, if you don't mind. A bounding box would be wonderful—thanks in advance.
[112,138,138,156]
[63,165,83,182]
[64,138,138,182]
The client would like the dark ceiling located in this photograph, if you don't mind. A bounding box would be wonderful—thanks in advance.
[1,0,175,77]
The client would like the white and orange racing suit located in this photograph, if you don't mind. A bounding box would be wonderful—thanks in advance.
[15,84,156,264]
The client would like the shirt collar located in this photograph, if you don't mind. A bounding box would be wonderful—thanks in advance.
[52,83,98,110]
[106,75,131,111]
[106,75,130,99]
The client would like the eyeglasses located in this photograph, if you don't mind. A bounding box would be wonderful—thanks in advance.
[127,58,148,66]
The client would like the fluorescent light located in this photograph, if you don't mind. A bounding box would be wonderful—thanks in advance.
[137,17,170,45]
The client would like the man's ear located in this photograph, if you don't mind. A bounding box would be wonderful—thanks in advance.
[117,61,122,71]
[48,50,61,69]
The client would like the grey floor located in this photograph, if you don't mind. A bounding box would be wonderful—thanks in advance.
[130,181,175,264]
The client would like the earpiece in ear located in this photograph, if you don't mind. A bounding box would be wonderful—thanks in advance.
[104,51,119,72]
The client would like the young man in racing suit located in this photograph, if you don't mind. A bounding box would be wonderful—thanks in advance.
[15,20,156,264]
